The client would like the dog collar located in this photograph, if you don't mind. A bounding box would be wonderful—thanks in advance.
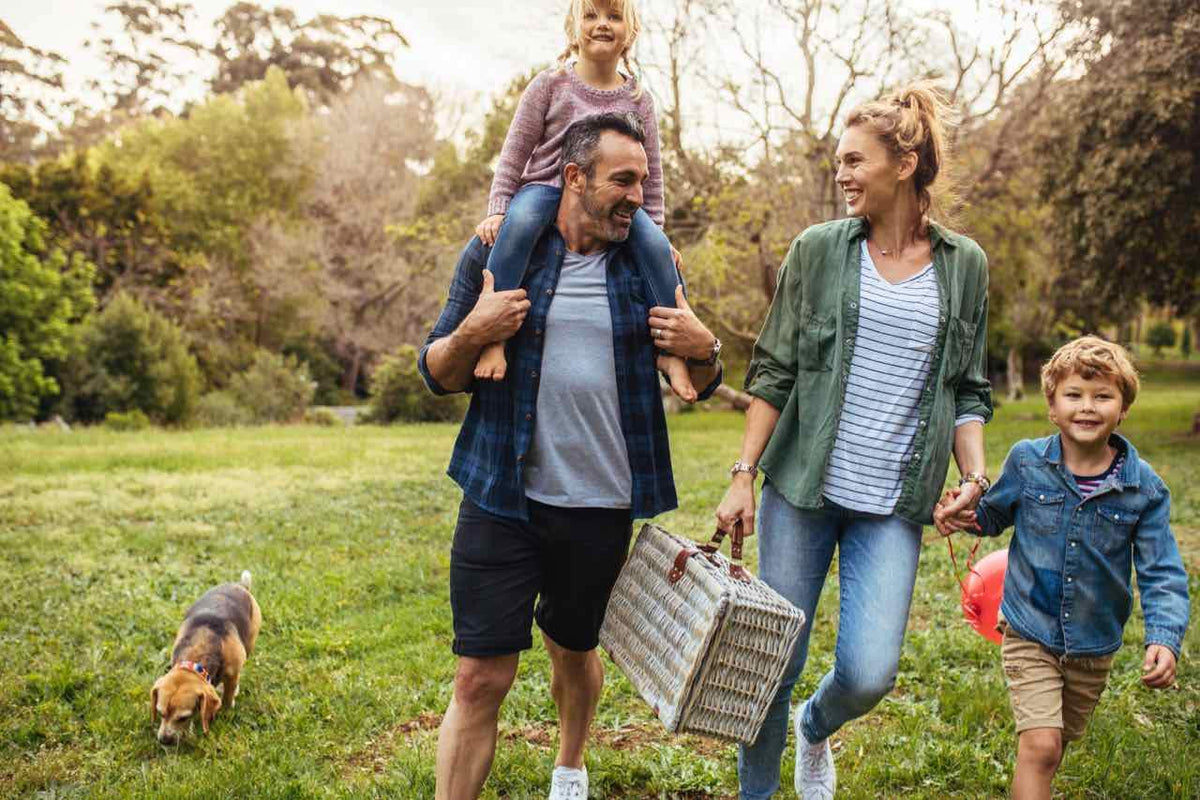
[174,660,213,684]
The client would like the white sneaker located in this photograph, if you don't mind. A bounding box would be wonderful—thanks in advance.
[548,765,588,799]
[794,701,836,799]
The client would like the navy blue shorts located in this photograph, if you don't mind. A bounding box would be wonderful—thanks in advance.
[449,496,633,657]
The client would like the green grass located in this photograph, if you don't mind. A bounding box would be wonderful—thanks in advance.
[2,373,1199,798]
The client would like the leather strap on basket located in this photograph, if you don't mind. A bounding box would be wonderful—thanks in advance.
[700,521,751,582]
[667,522,752,584]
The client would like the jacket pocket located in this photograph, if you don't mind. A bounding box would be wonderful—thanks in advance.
[1020,487,1064,536]
[1092,503,1138,555]
[796,311,836,371]
[943,317,978,383]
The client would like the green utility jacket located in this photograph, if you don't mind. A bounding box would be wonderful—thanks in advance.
[745,217,992,525]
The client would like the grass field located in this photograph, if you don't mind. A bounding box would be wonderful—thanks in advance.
[2,368,1199,798]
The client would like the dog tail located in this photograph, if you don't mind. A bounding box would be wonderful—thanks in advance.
[239,570,252,590]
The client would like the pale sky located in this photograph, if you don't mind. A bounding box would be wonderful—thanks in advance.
[7,0,1063,147]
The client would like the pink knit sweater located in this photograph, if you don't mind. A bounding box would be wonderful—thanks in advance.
[487,66,664,225]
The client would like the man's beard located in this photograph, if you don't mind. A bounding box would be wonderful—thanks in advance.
[580,185,636,243]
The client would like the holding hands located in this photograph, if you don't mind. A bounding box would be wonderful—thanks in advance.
[932,482,985,537]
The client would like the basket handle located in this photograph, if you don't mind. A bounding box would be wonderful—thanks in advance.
[698,520,751,582]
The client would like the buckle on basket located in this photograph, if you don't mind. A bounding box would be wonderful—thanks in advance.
[668,522,752,584]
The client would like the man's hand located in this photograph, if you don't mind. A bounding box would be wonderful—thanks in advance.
[460,269,530,346]
[1142,645,1177,688]
[475,214,505,246]
[649,285,715,361]
[716,475,757,537]
[933,484,983,537]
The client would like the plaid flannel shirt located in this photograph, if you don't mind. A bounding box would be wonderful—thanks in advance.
[418,232,721,522]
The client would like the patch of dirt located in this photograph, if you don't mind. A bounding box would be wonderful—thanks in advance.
[339,713,734,777]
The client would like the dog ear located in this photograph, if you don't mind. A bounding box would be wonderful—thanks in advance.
[151,686,160,724]
[200,686,222,733]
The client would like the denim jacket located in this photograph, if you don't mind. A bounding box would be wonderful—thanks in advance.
[975,433,1190,658]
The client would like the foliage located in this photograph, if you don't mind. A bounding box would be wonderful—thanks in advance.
[0,184,95,421]
[1183,326,1193,360]
[0,20,66,162]
[363,345,466,423]
[228,350,315,424]
[210,3,409,100]
[103,409,151,431]
[1040,0,1200,315]
[194,390,253,428]
[303,407,343,427]
[60,293,201,425]
[1146,321,1177,355]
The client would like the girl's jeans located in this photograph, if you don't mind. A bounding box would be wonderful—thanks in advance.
[738,482,923,799]
[487,183,679,307]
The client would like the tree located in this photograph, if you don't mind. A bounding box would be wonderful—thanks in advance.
[210,3,408,101]
[1040,0,1200,315]
[247,78,440,392]
[0,184,95,421]
[1146,321,1176,356]
[60,292,201,425]
[0,19,67,162]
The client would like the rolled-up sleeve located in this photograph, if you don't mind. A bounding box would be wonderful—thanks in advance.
[417,239,487,396]
[744,240,802,410]
[955,266,993,423]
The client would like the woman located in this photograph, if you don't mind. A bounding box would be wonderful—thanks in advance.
[715,82,992,799]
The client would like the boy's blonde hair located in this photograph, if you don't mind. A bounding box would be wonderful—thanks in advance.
[558,0,643,94]
[1041,335,1140,409]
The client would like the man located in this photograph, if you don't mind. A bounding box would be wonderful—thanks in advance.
[419,111,723,800]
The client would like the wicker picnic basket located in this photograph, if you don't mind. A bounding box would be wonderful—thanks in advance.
[599,522,806,745]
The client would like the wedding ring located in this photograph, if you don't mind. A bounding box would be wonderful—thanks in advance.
[652,329,660,339]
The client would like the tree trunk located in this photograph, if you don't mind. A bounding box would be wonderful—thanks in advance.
[1006,347,1025,402]
[342,347,362,395]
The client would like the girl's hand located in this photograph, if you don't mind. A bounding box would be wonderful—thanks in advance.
[1142,645,1177,688]
[716,476,757,537]
[670,244,683,271]
[476,214,505,246]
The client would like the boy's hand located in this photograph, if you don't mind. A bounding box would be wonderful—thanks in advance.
[1142,645,1177,688]
[934,486,981,537]
[475,214,505,246]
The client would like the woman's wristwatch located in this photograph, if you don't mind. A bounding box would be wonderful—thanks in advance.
[958,472,991,493]
[730,460,758,480]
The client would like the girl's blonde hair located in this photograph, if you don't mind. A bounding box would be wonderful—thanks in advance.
[557,0,643,96]
[845,80,957,222]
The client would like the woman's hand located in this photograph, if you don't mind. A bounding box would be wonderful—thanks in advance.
[716,476,757,537]
[933,485,982,537]
[475,214,505,246]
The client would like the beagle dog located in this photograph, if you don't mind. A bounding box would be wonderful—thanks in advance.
[152,570,261,745]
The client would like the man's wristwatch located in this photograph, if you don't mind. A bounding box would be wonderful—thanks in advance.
[730,460,758,480]
[958,472,991,493]
[687,336,722,367]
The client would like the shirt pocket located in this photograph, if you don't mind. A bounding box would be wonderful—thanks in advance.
[1020,487,1065,536]
[796,310,836,372]
[942,317,977,383]
[1091,503,1138,555]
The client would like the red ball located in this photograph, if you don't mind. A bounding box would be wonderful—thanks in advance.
[961,548,1008,645]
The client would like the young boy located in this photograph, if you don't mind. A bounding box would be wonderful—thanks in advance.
[935,335,1190,800]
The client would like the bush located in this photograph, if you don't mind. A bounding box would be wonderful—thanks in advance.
[229,351,316,423]
[1146,321,1177,355]
[303,407,343,427]
[364,345,466,423]
[1182,326,1192,360]
[60,294,201,426]
[194,391,254,428]
[103,409,151,431]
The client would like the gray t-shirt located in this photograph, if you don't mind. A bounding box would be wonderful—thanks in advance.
[524,248,632,508]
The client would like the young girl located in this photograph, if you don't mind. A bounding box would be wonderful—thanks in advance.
[473,0,696,402]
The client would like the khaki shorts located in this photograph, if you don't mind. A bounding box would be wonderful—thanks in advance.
[1001,625,1114,742]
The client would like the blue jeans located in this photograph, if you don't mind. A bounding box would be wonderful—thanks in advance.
[738,483,923,800]
[486,183,680,307]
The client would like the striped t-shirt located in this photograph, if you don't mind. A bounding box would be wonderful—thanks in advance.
[1073,449,1125,497]
[823,242,982,515]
